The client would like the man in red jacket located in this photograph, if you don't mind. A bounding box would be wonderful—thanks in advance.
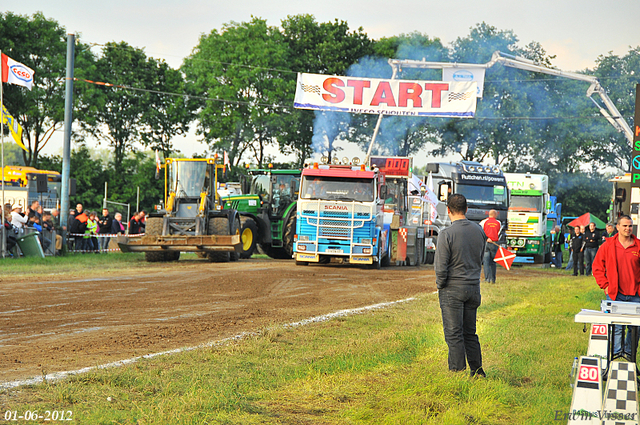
[480,210,501,284]
[593,215,640,357]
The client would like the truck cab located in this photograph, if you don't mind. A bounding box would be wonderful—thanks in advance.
[423,161,509,263]
[504,172,552,263]
[294,162,389,268]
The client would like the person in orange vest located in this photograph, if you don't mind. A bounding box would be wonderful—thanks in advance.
[480,210,501,284]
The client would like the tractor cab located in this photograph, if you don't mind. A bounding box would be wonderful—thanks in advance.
[246,170,300,219]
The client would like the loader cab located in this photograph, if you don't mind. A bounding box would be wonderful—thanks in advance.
[165,158,220,217]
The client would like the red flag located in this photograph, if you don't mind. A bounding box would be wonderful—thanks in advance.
[494,246,516,270]
[1,53,34,90]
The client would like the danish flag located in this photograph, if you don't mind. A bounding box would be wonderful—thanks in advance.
[494,246,516,270]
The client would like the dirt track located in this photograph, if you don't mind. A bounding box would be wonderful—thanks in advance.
[0,258,436,385]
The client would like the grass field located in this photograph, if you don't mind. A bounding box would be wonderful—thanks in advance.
[1,267,601,424]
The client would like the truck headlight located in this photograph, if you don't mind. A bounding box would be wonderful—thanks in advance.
[298,235,309,242]
[361,238,372,245]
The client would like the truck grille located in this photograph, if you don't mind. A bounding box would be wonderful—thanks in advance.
[507,223,536,237]
[298,200,373,242]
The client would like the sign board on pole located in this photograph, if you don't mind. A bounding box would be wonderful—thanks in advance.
[632,84,640,187]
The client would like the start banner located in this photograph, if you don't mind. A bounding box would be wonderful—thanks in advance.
[294,73,477,118]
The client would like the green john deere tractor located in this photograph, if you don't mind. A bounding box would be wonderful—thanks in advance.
[222,168,300,259]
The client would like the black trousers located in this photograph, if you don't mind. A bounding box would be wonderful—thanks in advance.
[573,250,584,275]
[438,284,482,372]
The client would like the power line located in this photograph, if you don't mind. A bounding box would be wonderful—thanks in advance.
[72,77,627,122]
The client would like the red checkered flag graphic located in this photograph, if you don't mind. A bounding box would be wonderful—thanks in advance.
[494,246,516,270]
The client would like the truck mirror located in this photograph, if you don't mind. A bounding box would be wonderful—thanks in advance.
[379,185,387,200]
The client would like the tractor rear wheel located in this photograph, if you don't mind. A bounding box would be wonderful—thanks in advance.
[144,217,168,262]
[282,212,296,259]
[239,217,258,259]
[206,217,230,262]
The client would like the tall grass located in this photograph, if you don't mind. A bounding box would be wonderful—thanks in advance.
[1,270,599,424]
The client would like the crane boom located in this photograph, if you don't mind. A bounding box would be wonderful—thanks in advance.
[387,51,633,143]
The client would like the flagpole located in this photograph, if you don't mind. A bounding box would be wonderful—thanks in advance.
[1,48,5,259]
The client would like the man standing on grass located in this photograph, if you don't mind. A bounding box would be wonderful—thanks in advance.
[480,209,501,284]
[593,215,640,357]
[434,194,487,377]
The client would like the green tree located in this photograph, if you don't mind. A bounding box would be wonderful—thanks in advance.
[183,18,289,168]
[280,15,375,163]
[0,12,96,167]
[87,42,192,186]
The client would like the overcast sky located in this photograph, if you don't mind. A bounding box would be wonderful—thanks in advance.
[5,1,640,163]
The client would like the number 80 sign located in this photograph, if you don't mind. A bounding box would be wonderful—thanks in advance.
[578,365,599,382]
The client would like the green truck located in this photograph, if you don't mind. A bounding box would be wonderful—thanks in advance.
[222,168,301,259]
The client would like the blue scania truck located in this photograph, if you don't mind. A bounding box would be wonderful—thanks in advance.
[293,161,390,268]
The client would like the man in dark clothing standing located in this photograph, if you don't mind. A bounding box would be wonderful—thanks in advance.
[97,208,113,252]
[583,222,599,276]
[434,194,487,377]
[571,226,585,276]
[551,225,565,268]
[129,212,141,235]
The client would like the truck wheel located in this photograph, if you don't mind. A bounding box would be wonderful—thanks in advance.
[207,217,230,262]
[167,251,180,261]
[283,212,296,259]
[144,217,167,262]
[295,260,308,266]
[425,251,435,265]
[239,217,258,259]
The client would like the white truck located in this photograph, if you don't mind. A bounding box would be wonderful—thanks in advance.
[504,173,552,263]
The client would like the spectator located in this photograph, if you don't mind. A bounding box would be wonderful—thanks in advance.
[10,205,28,233]
[27,200,41,220]
[42,211,62,254]
[550,225,564,268]
[85,211,99,252]
[583,222,600,276]
[571,226,585,276]
[593,215,640,356]
[604,223,617,240]
[97,208,113,252]
[129,212,141,235]
[69,205,89,251]
[3,203,17,253]
[139,210,147,234]
[111,212,125,235]
[434,194,487,378]
[50,209,64,253]
[480,209,501,284]
[29,215,51,252]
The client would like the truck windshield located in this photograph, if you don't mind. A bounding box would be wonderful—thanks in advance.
[509,195,543,213]
[169,161,207,198]
[456,184,508,208]
[300,176,374,202]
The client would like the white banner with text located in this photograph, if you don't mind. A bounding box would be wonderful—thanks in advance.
[294,73,477,118]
